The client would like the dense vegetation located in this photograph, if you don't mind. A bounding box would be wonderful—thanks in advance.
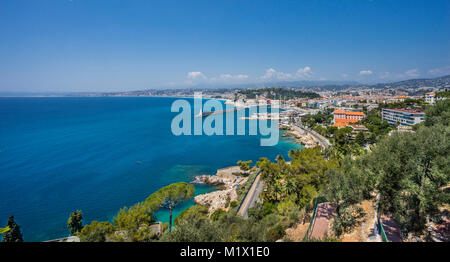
[74,182,193,242]
[436,90,450,98]
[3,100,447,242]
[70,99,450,242]
[238,87,320,100]
[160,100,449,241]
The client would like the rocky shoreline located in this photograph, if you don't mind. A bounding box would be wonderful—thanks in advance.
[192,166,249,215]
[282,125,319,148]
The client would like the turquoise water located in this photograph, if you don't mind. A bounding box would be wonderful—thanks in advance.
[0,97,301,241]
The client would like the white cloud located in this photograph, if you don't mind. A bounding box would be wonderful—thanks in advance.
[296,66,313,78]
[186,71,250,85]
[404,69,419,78]
[359,70,373,75]
[341,74,348,78]
[218,74,249,80]
[261,66,313,81]
[187,71,207,80]
[261,68,292,80]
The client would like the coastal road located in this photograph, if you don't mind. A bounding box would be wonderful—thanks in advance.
[237,173,264,219]
[294,125,331,149]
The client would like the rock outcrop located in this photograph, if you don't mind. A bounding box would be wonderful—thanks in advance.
[193,166,248,215]
[287,127,318,148]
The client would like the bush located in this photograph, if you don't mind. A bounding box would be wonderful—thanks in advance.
[268,224,285,241]
[79,221,114,242]
[160,218,229,242]
[262,202,276,216]
[175,205,209,225]
[332,206,364,236]
[210,209,226,221]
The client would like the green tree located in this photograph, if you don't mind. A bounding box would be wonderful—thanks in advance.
[175,205,209,225]
[424,99,450,127]
[160,217,229,242]
[326,159,366,235]
[147,182,195,232]
[355,131,365,146]
[367,124,450,232]
[237,160,252,171]
[79,221,114,242]
[2,216,23,242]
[67,210,83,235]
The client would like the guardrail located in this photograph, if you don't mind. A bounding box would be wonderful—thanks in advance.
[377,216,389,242]
[303,198,319,240]
[302,196,329,240]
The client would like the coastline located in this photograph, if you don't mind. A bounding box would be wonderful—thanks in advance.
[186,130,303,218]
[1,96,300,241]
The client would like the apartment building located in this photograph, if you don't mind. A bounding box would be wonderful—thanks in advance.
[333,109,365,128]
[382,108,425,126]
[424,92,435,104]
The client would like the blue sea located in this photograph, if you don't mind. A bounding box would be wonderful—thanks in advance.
[0,97,301,241]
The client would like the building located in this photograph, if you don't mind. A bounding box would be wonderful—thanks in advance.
[382,108,424,126]
[349,124,369,132]
[333,109,365,128]
[388,125,414,136]
[424,92,435,104]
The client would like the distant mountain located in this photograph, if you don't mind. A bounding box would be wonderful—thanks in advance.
[179,79,360,91]
[369,75,450,90]
[177,75,450,92]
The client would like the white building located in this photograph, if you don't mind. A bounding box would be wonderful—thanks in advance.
[382,108,425,126]
[424,92,435,104]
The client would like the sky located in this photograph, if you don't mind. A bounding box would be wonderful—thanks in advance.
[0,0,449,93]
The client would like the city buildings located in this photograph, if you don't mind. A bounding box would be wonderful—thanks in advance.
[332,109,365,128]
[381,108,425,126]
[424,92,435,104]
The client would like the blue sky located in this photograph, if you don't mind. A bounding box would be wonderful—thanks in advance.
[0,0,449,92]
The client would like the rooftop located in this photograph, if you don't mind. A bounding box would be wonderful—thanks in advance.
[383,108,424,114]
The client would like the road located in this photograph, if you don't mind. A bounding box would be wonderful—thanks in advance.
[293,124,331,149]
[237,173,264,219]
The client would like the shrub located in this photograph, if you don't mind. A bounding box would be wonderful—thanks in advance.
[210,209,226,221]
[268,224,285,241]
[79,221,114,242]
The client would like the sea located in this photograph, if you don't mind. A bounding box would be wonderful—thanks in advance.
[0,97,302,241]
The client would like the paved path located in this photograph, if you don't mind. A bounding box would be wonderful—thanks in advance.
[309,202,336,239]
[380,214,402,242]
[237,173,263,219]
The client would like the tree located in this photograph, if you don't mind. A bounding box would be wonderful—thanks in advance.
[161,217,228,242]
[326,159,366,235]
[237,160,252,171]
[355,131,365,146]
[146,182,194,232]
[2,216,23,242]
[424,99,450,127]
[174,205,209,225]
[367,124,450,232]
[67,210,83,235]
[79,221,114,242]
